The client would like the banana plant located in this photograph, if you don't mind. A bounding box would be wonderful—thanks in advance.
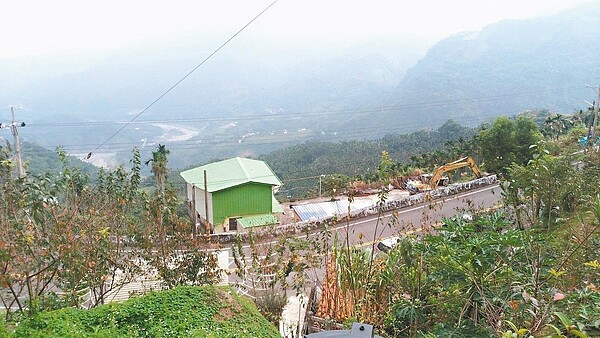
[546,312,589,338]
[501,320,530,338]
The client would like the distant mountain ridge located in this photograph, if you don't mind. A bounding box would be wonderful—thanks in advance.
[3,2,600,169]
[2,38,423,169]
[386,1,600,128]
[3,38,421,121]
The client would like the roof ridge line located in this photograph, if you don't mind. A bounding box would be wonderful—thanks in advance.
[237,157,252,181]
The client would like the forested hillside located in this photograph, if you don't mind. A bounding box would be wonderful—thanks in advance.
[387,1,600,128]
[260,119,475,199]
[7,3,599,171]
[21,141,98,177]
[8,39,422,171]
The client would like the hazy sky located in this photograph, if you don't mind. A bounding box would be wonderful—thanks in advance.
[1,0,593,59]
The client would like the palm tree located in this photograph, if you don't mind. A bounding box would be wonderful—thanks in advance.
[543,114,573,141]
[145,144,170,193]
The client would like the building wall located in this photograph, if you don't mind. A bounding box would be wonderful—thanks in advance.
[212,182,273,226]
[187,183,214,225]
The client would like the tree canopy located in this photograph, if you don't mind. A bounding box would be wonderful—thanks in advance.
[478,115,542,174]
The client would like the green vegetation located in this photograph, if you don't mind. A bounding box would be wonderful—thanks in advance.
[392,2,600,131]
[0,145,220,320]
[478,115,542,174]
[380,209,600,337]
[0,145,271,336]
[233,110,599,337]
[258,112,584,201]
[2,108,598,337]
[20,141,99,177]
[9,286,278,338]
[259,119,475,199]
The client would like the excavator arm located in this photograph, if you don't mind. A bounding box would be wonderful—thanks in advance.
[429,157,482,188]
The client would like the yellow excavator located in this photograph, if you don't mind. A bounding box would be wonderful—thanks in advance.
[429,156,483,188]
[407,157,483,194]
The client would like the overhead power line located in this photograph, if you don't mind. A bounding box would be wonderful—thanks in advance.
[27,103,584,154]
[32,85,585,129]
[29,98,582,145]
[86,0,279,159]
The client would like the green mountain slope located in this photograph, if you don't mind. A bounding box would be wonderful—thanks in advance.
[259,120,475,199]
[21,141,99,177]
[387,1,600,129]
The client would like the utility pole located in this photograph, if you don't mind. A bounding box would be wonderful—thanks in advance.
[204,170,211,236]
[590,85,600,146]
[3,106,26,178]
[586,104,594,141]
[191,183,198,239]
[319,174,325,198]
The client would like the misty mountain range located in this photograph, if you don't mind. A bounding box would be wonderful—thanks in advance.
[389,1,600,128]
[1,1,599,169]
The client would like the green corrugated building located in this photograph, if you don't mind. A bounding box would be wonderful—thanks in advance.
[180,157,283,233]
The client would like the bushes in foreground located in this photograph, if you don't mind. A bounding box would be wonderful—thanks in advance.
[8,286,279,338]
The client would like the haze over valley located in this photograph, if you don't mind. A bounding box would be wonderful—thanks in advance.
[1,0,598,170]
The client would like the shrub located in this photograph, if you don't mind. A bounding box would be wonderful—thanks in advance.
[12,286,279,338]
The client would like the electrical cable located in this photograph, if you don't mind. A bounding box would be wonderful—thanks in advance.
[86,0,279,159]
[28,102,584,153]
[29,85,585,128]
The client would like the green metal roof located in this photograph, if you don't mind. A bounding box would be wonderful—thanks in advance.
[180,157,282,192]
[237,213,280,228]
